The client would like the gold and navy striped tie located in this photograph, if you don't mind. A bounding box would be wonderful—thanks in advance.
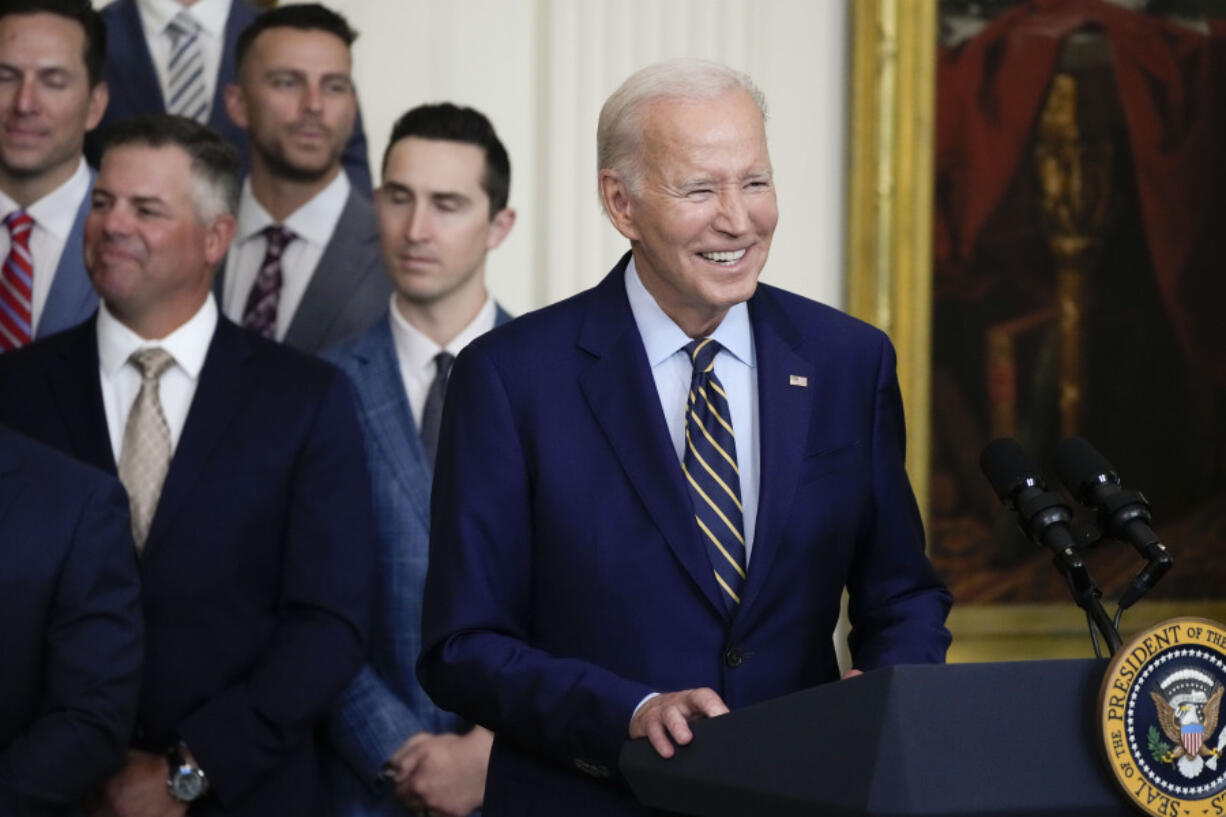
[682,337,746,611]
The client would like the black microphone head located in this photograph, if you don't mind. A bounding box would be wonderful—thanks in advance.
[980,438,1045,502]
[1054,436,1119,501]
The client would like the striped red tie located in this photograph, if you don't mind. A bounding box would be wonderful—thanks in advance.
[0,210,34,351]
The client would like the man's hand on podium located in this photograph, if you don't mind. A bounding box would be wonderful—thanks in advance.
[842,669,863,679]
[629,688,730,758]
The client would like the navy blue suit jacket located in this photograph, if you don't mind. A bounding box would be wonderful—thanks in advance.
[34,175,98,341]
[322,306,510,816]
[0,316,376,816]
[0,425,142,816]
[88,0,373,195]
[418,256,952,816]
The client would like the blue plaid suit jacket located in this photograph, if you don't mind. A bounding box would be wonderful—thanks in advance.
[323,306,510,816]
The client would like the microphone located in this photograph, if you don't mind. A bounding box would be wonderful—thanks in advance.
[981,437,1123,655]
[1053,437,1172,609]
[980,438,1078,557]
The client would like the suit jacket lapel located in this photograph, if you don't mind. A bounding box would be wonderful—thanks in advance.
[145,319,249,548]
[348,319,432,526]
[578,262,728,617]
[494,304,513,328]
[38,177,96,339]
[211,0,246,125]
[0,429,21,531]
[283,191,379,351]
[47,321,116,474]
[734,288,814,620]
[109,0,166,112]
[348,302,513,526]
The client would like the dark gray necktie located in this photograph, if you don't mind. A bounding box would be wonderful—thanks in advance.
[420,351,455,467]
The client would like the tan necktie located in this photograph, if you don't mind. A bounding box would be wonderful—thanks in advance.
[118,347,175,552]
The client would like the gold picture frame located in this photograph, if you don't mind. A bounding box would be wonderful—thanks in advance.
[844,0,1226,661]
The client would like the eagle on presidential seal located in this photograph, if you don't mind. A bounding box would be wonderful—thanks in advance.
[1150,668,1224,779]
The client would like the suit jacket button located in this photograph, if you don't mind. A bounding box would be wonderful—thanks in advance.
[724,647,744,668]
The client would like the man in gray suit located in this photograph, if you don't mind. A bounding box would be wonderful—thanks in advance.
[324,103,515,817]
[0,0,107,351]
[217,3,387,353]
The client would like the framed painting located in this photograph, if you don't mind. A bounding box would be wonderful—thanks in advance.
[847,0,1226,661]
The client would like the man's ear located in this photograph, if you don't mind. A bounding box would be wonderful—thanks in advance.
[223,83,248,130]
[598,169,640,241]
[203,213,238,268]
[486,207,516,251]
[85,81,109,132]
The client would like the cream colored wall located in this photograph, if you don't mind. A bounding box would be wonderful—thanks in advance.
[330,0,849,316]
[94,0,849,311]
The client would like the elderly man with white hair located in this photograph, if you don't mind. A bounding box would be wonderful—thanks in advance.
[418,58,953,817]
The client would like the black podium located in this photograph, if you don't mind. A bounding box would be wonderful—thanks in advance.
[620,659,1136,817]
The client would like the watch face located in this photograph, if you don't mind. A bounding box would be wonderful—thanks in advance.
[170,766,206,801]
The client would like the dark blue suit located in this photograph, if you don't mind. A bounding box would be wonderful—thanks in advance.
[88,0,373,195]
[418,256,952,816]
[322,306,511,815]
[34,177,98,341]
[0,316,376,816]
[0,425,142,816]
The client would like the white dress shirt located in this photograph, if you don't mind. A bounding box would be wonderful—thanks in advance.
[389,294,497,431]
[624,256,761,562]
[136,0,230,121]
[97,294,218,462]
[221,172,350,340]
[0,158,92,335]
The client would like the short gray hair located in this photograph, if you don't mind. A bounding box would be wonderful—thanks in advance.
[596,58,767,210]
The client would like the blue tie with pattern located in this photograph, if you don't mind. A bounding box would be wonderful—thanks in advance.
[682,337,747,611]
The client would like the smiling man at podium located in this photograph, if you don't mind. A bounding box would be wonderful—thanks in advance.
[418,59,953,817]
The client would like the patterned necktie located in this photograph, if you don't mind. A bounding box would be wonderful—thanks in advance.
[242,225,294,339]
[166,11,208,122]
[682,338,747,611]
[420,351,455,467]
[0,210,34,351]
[118,347,176,552]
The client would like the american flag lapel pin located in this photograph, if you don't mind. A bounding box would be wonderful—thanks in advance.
[789,375,808,387]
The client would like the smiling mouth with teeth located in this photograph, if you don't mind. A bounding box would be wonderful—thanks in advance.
[700,249,747,264]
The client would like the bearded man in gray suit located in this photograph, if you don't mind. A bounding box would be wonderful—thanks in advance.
[216,3,387,353]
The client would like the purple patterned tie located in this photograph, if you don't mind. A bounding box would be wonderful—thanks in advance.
[242,225,294,338]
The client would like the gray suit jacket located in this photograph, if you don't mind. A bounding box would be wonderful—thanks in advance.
[33,174,98,341]
[216,189,391,354]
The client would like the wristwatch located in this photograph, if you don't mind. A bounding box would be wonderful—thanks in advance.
[167,741,209,802]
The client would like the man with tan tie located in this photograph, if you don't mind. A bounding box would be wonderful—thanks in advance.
[0,113,375,817]
[0,0,108,351]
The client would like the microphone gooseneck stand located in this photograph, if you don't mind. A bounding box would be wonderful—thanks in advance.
[979,437,1155,658]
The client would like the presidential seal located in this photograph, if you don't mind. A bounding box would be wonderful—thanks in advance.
[1100,618,1226,817]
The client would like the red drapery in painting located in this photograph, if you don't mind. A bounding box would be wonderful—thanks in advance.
[935,0,1226,387]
